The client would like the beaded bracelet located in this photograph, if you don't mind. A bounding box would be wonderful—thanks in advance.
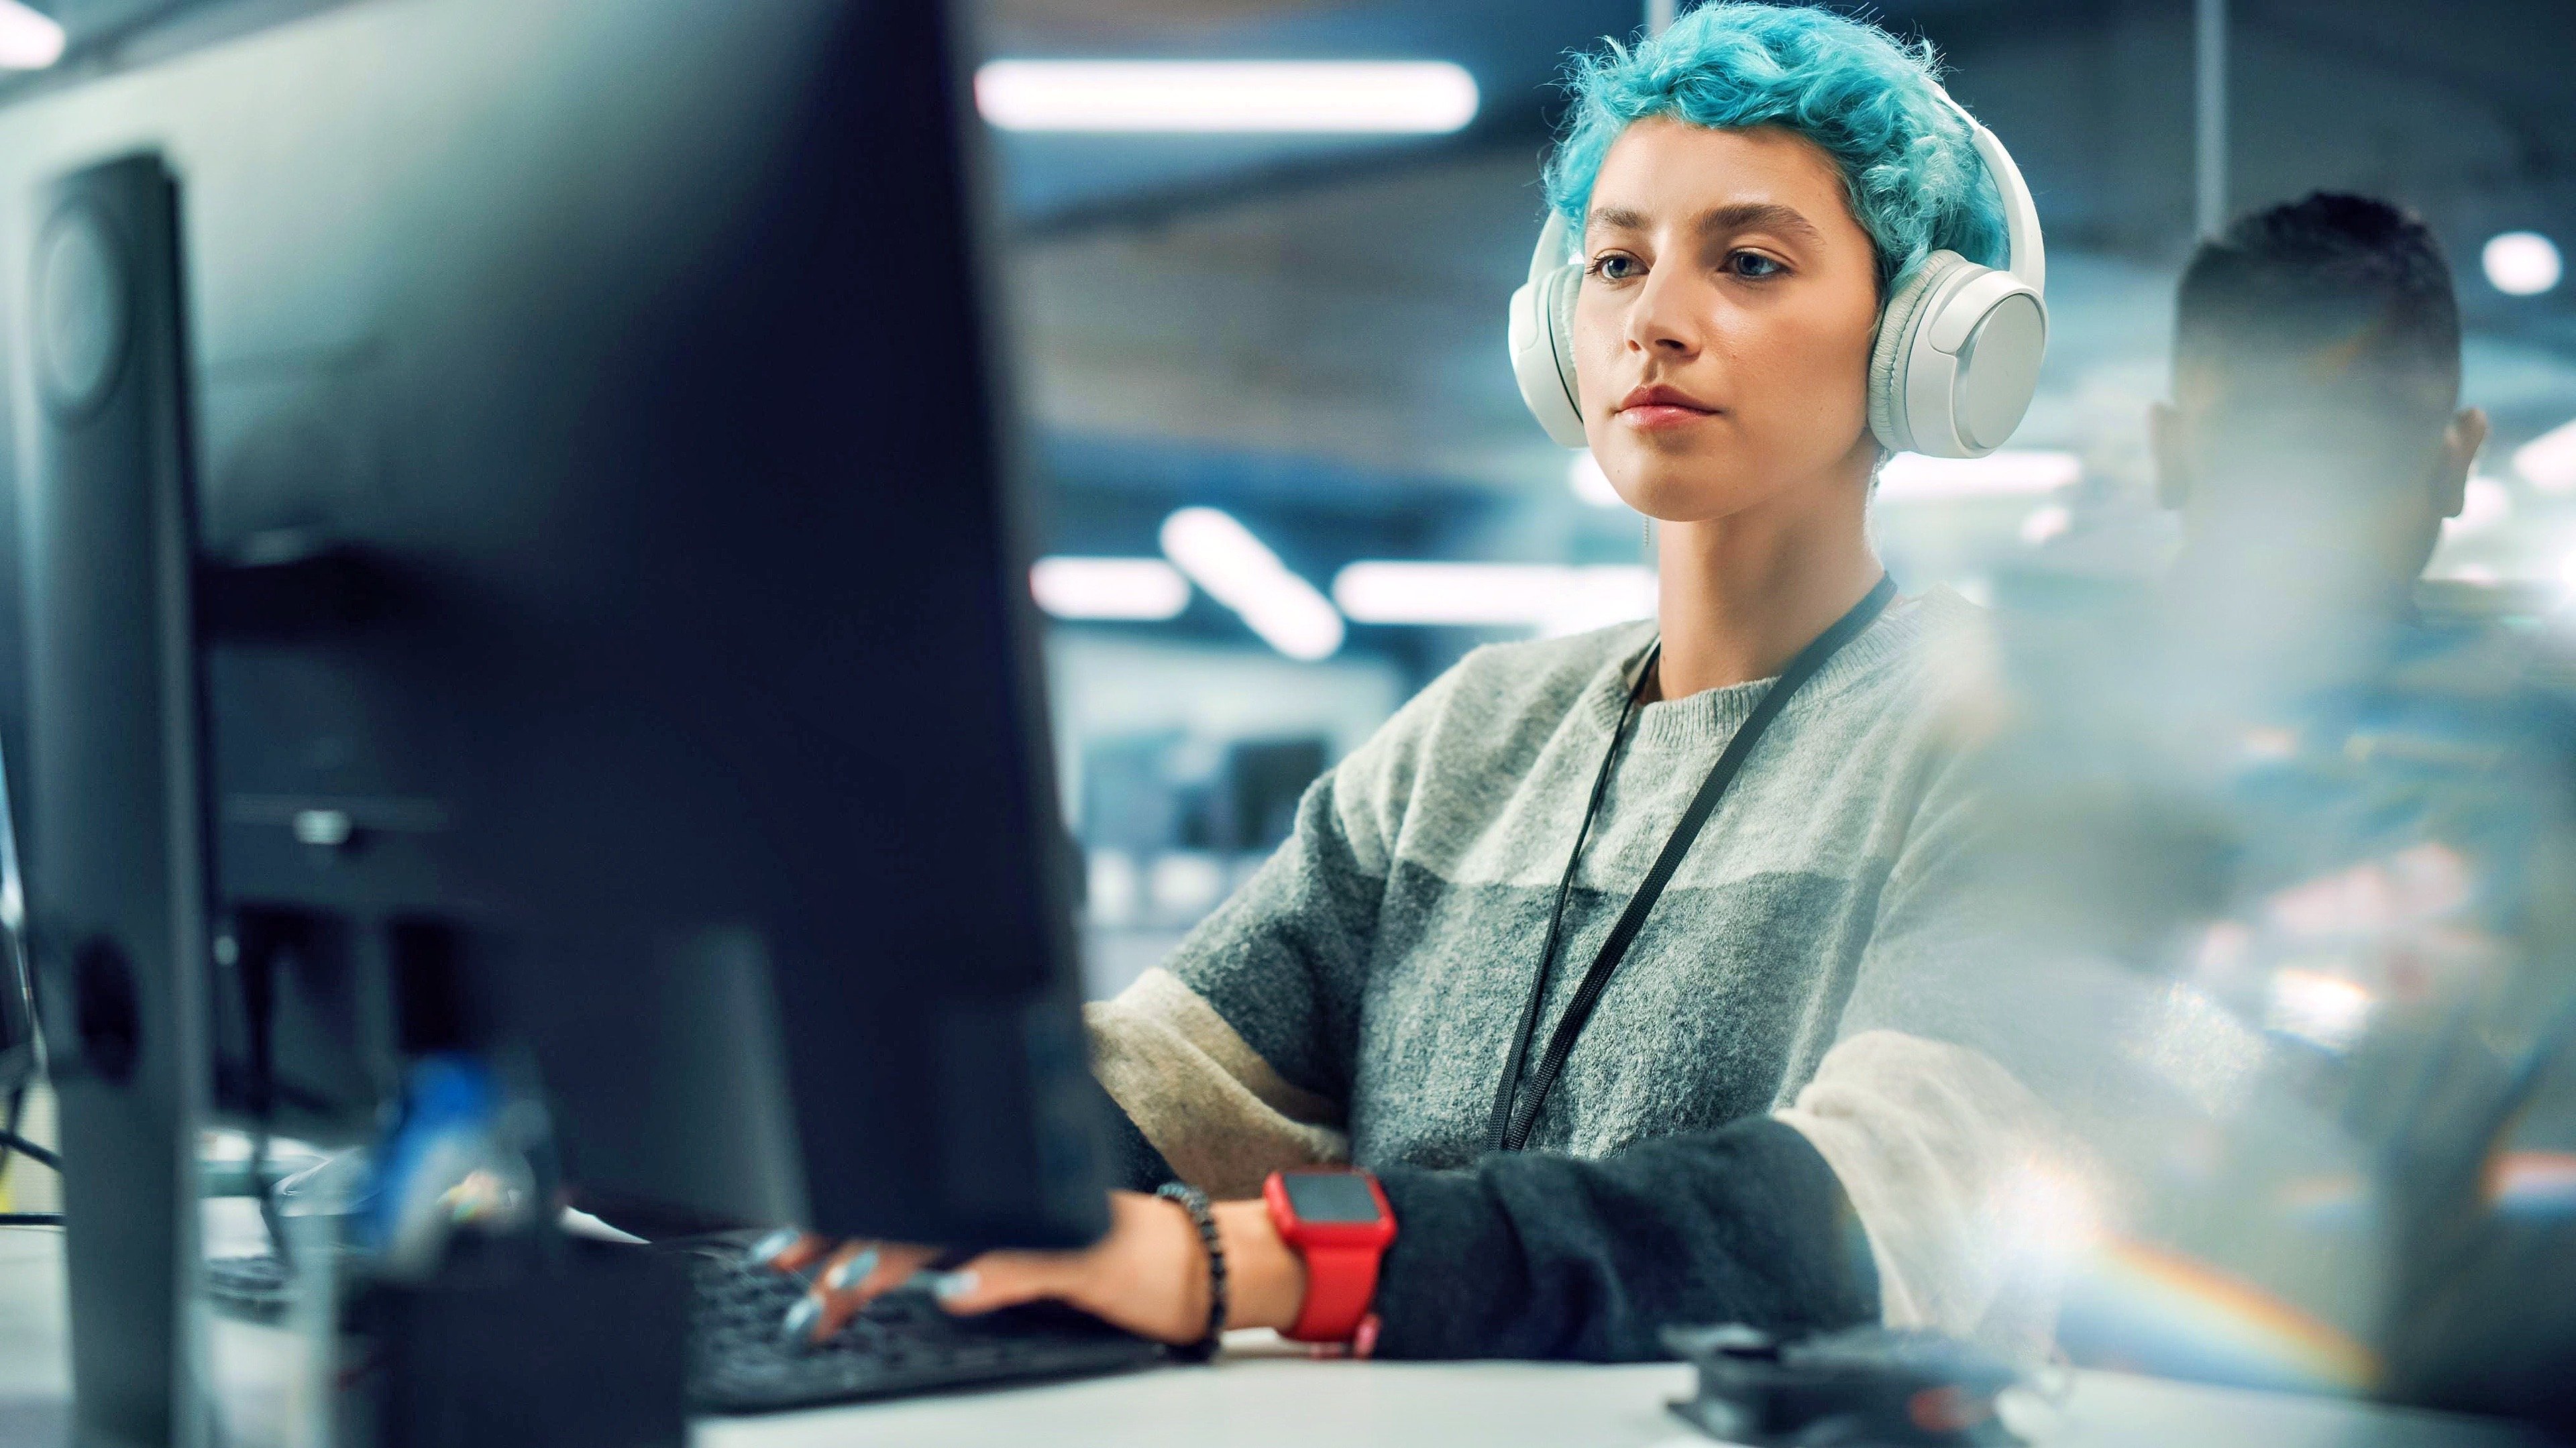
[1155,1182,1227,1361]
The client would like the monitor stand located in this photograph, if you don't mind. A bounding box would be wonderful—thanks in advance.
[21,152,215,1448]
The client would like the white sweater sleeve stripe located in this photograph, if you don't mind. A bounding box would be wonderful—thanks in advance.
[1775,1028,2095,1361]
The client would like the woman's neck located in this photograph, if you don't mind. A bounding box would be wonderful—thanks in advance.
[1650,455,1883,702]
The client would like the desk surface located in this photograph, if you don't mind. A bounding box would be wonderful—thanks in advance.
[0,1229,2537,1448]
[694,1339,2530,1448]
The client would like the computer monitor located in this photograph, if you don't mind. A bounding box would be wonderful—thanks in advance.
[1,0,1108,1437]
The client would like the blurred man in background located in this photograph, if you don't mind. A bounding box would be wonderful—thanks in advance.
[1981,193,2576,1425]
[2153,192,2576,1429]
[2153,192,2487,673]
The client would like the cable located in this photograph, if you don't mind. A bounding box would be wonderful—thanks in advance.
[0,1129,58,1173]
[239,926,294,1269]
[0,1087,20,1180]
[0,1089,63,1235]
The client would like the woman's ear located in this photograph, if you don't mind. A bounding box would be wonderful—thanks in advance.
[2148,400,2190,512]
[2433,406,2490,520]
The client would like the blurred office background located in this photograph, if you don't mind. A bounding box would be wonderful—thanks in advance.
[969,0,2576,997]
[8,0,2557,1003]
[0,0,2561,1409]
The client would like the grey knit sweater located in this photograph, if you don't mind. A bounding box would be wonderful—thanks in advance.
[1089,590,2066,1360]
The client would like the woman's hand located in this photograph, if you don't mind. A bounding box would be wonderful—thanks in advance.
[759,1190,1307,1346]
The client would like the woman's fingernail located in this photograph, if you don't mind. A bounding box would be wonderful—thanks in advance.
[780,1293,822,1342]
[823,1247,879,1292]
[930,1270,979,1302]
[743,1227,801,1268]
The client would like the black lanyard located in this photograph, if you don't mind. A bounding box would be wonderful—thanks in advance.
[1483,574,1898,1153]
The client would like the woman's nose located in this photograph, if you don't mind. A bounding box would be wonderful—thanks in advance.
[1624,268,1703,357]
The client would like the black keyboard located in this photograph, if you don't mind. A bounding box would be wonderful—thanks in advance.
[203,1241,1171,1414]
[676,1237,1169,1414]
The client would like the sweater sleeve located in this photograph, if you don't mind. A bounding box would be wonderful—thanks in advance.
[1780,739,2102,1361]
[1774,1032,2075,1359]
[1085,660,1462,1199]
[1368,1116,1878,1360]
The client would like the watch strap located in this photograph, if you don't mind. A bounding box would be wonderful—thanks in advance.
[1285,1241,1384,1344]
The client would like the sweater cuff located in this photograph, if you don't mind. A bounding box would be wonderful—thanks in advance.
[1366,1117,1878,1361]
[1084,1074,1177,1191]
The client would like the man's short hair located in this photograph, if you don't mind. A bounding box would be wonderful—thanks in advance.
[2173,192,2462,421]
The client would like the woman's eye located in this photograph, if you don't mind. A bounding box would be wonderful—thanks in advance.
[1589,253,1642,282]
[1727,251,1786,279]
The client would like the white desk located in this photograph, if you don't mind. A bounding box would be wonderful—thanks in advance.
[692,1339,2534,1448]
[0,1231,2539,1448]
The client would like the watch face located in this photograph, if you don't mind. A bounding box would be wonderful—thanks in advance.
[1282,1171,1381,1224]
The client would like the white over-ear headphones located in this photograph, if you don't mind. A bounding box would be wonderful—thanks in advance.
[1507,85,2047,459]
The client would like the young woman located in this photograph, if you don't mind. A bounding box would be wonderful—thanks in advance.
[777,3,2066,1361]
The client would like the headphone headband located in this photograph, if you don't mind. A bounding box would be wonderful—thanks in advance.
[1529,209,1571,286]
[1927,85,2045,296]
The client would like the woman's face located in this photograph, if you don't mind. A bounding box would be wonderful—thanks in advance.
[1572,118,1884,522]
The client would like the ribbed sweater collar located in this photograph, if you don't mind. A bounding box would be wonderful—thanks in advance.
[1585,588,1972,751]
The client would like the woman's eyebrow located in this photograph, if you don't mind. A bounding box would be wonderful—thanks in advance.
[1584,201,1825,245]
[1586,204,1652,235]
[1693,201,1825,244]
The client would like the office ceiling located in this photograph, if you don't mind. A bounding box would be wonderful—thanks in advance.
[985,0,2576,552]
[987,0,1340,32]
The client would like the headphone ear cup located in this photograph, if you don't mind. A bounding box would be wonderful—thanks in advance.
[1509,261,1588,448]
[1545,260,1580,418]
[1867,249,1968,455]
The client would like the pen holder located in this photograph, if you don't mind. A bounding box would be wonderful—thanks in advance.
[366,1239,689,1448]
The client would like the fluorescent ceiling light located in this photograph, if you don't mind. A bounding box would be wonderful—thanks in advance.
[1876,449,2080,504]
[976,60,1479,134]
[1334,562,1656,636]
[1159,508,1344,660]
[1568,453,1623,508]
[2265,968,2374,1054]
[1029,556,1190,621]
[2514,418,2576,494]
[2482,231,2561,297]
[0,0,64,69]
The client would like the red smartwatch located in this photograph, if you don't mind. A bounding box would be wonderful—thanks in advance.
[1263,1167,1397,1352]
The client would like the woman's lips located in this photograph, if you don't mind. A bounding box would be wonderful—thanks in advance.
[1614,384,1720,431]
[1617,402,1717,431]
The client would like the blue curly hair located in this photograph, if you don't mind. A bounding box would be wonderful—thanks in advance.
[1543,3,2008,297]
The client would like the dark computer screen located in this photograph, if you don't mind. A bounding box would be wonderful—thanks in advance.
[0,0,1108,1249]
